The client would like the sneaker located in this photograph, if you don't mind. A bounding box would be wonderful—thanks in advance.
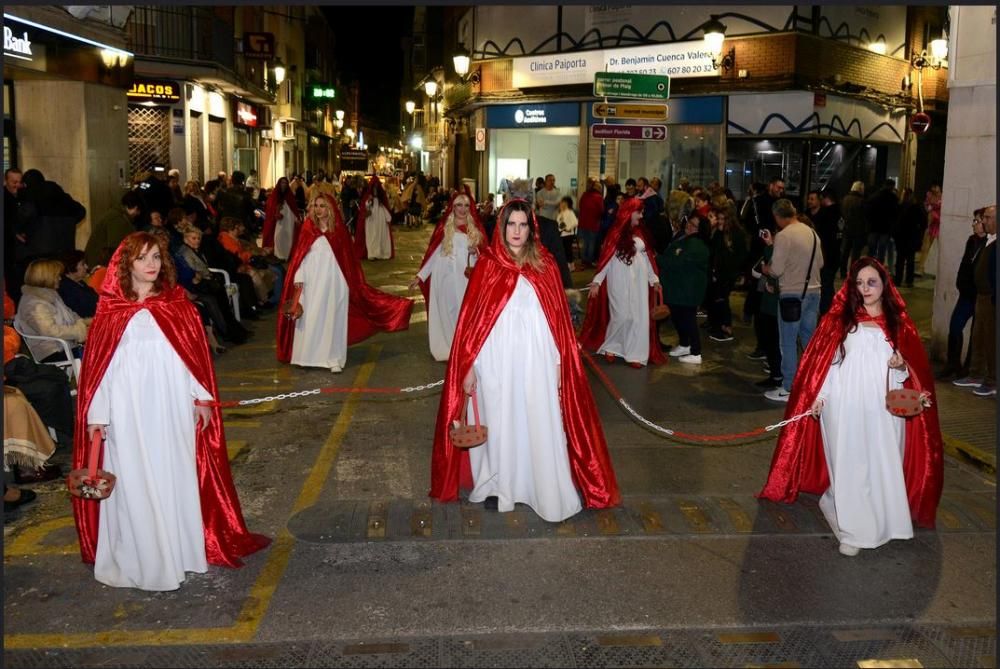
[755,376,784,388]
[668,345,691,358]
[953,376,984,388]
[709,331,735,343]
[764,387,790,402]
[746,349,768,361]
[678,354,702,365]
[973,384,997,397]
[838,543,860,557]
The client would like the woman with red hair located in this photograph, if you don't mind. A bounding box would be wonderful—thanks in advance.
[759,257,943,557]
[72,232,269,590]
[277,194,412,373]
[580,197,666,368]
[261,176,301,261]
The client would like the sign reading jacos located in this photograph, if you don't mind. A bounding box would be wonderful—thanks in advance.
[593,72,670,100]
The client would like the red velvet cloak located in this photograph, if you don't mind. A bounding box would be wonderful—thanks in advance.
[72,233,271,566]
[415,186,488,307]
[579,197,667,365]
[429,200,621,508]
[354,174,395,260]
[276,194,413,362]
[757,273,944,528]
[261,180,301,249]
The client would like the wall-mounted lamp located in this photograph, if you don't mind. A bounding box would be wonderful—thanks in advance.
[405,100,416,115]
[867,39,888,55]
[100,48,130,68]
[272,56,287,85]
[702,16,735,73]
[912,46,947,71]
[424,80,438,97]
[453,44,471,77]
[335,109,345,121]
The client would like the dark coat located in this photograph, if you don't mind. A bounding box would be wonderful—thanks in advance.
[658,234,710,307]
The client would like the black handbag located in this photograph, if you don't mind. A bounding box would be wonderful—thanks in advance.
[778,231,818,323]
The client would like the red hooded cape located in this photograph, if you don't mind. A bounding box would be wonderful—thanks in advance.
[429,200,621,508]
[579,197,667,365]
[354,175,395,260]
[71,234,271,566]
[757,269,943,528]
[416,186,488,307]
[277,194,413,362]
[261,179,301,249]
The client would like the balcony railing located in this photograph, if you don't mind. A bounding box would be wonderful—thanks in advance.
[126,6,234,68]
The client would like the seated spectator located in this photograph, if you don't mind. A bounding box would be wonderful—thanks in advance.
[14,259,90,362]
[218,217,282,307]
[58,250,100,318]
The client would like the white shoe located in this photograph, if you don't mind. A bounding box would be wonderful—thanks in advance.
[669,345,691,357]
[330,366,343,374]
[764,387,790,402]
[838,543,860,557]
[678,354,702,365]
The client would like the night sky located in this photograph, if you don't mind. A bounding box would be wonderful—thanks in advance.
[322,6,413,132]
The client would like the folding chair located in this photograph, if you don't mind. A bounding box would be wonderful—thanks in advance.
[208,268,241,322]
[12,319,81,388]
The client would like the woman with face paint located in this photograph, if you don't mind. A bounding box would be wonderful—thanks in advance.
[759,257,943,557]
[429,199,620,523]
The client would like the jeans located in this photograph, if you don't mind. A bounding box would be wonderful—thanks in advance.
[578,228,598,265]
[946,295,976,371]
[840,234,867,277]
[755,311,782,378]
[777,292,820,391]
[894,249,916,286]
[868,233,891,265]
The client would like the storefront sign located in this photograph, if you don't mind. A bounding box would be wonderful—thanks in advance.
[235,101,258,128]
[486,102,580,128]
[513,40,716,88]
[243,32,274,58]
[591,124,667,141]
[127,79,181,104]
[4,14,132,86]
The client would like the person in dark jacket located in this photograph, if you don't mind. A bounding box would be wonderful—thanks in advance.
[658,197,710,365]
[16,169,86,265]
[813,189,842,314]
[707,202,748,342]
[85,191,144,266]
[57,250,99,318]
[864,178,899,266]
[939,210,988,380]
[839,181,867,277]
[892,188,927,288]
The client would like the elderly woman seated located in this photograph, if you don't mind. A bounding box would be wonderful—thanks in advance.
[15,259,90,362]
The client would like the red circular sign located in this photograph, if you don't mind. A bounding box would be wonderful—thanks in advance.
[910,112,932,135]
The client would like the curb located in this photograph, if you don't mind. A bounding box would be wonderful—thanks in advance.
[943,434,996,477]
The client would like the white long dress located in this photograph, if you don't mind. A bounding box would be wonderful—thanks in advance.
[817,323,913,549]
[365,198,393,260]
[291,236,349,372]
[88,310,213,591]
[591,236,658,365]
[274,201,296,261]
[468,276,582,522]
[416,232,475,361]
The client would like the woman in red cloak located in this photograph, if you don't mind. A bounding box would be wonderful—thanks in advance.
[430,199,620,521]
[277,193,412,371]
[408,186,489,361]
[72,232,270,590]
[579,197,667,368]
[353,175,395,260]
[261,176,301,261]
[758,257,943,556]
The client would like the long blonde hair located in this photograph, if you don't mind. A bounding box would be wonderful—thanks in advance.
[442,194,483,256]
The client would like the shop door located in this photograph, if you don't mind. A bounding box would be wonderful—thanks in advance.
[208,118,225,179]
[128,105,171,179]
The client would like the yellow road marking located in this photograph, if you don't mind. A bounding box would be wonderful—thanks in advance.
[222,420,261,428]
[942,434,996,475]
[3,346,380,649]
[5,516,77,557]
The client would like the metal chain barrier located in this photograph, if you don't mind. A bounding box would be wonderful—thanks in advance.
[579,347,812,445]
[195,379,445,409]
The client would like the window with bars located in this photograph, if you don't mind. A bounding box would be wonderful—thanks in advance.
[127,105,170,180]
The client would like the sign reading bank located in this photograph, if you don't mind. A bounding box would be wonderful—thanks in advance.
[513,40,716,89]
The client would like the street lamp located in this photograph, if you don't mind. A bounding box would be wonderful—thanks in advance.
[405,100,416,115]
[702,16,735,73]
[424,80,438,97]
[335,109,345,121]
[272,57,287,86]
[453,43,471,77]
